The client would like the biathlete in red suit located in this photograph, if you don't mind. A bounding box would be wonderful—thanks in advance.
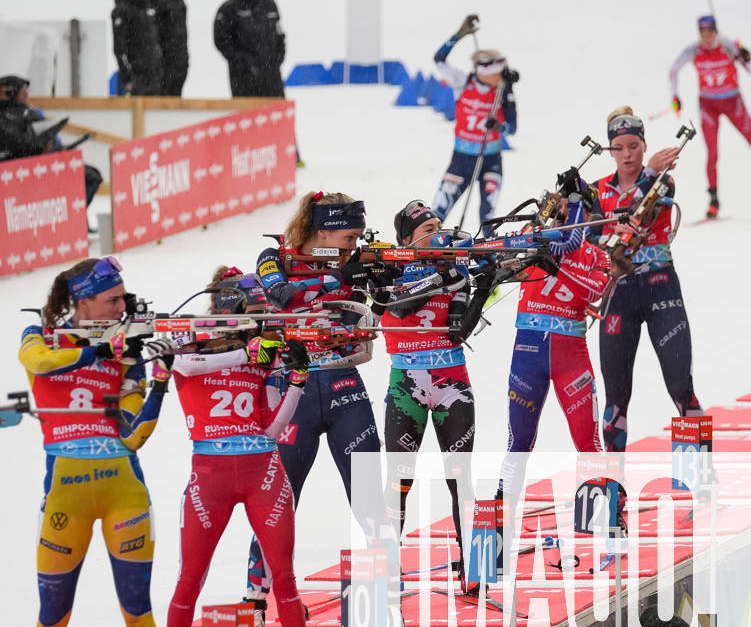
[249,192,385,600]
[588,107,703,451]
[18,257,171,627]
[166,267,308,627]
[432,15,518,237]
[670,14,751,217]
[379,200,476,590]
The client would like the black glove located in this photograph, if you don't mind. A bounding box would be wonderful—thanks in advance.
[122,336,145,361]
[448,314,465,345]
[485,116,500,131]
[535,253,559,276]
[557,167,585,197]
[280,338,310,372]
[456,14,479,39]
[501,67,520,85]
[369,263,402,288]
[340,250,369,287]
[94,335,144,360]
[739,45,750,64]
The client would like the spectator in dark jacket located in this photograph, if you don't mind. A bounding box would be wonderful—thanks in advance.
[0,75,102,231]
[111,0,164,95]
[156,0,189,95]
[214,0,286,97]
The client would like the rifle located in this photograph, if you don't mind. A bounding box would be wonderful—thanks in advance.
[603,123,696,275]
[0,390,121,428]
[482,135,607,235]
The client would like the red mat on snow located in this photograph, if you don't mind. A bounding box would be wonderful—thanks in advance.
[626,434,751,453]
[661,406,751,431]
[737,394,751,402]
[304,540,699,583]
[514,467,751,502]
[258,585,619,626]
[407,503,751,540]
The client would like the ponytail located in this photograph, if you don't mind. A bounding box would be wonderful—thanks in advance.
[42,258,98,328]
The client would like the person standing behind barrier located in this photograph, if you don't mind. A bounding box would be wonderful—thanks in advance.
[0,75,102,233]
[214,0,286,98]
[18,256,172,627]
[155,0,189,96]
[112,0,164,95]
[432,15,518,238]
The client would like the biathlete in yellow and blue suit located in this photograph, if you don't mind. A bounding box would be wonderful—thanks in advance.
[18,257,173,627]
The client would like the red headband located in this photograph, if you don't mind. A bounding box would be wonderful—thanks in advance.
[312,191,325,202]
[220,266,243,279]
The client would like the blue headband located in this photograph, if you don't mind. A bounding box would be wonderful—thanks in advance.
[311,201,366,230]
[67,258,124,301]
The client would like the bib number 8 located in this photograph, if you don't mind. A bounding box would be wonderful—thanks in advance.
[210,390,255,418]
[69,387,94,410]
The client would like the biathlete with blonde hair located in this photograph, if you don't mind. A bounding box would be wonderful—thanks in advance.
[432,15,518,237]
[166,266,308,627]
[18,256,171,627]
[588,106,703,451]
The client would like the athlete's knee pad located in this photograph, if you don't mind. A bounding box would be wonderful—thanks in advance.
[109,555,152,618]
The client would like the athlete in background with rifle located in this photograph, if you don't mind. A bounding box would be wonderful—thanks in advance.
[588,107,703,451]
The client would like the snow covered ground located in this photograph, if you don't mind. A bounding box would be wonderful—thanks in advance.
[1,1,749,624]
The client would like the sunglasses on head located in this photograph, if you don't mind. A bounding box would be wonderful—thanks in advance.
[477,58,505,67]
[92,256,122,277]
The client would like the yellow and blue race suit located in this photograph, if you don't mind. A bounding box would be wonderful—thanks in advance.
[19,324,166,627]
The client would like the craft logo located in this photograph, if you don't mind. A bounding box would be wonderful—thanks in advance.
[49,512,68,531]
[120,535,145,554]
[605,314,622,335]
[276,424,298,445]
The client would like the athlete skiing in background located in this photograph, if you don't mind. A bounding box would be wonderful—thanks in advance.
[670,14,751,218]
[18,257,171,627]
[247,191,385,601]
[432,15,518,237]
[380,201,477,592]
[166,267,307,627]
[588,106,703,451]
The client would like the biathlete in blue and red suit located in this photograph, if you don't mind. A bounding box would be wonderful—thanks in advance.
[18,257,171,627]
[505,194,609,456]
[379,200,476,588]
[432,15,518,237]
[588,106,703,451]
[248,191,383,599]
[166,267,307,627]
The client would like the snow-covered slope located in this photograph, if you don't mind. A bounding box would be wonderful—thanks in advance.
[0,1,749,623]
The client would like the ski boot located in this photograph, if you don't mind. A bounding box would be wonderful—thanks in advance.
[241,597,267,626]
[706,187,719,219]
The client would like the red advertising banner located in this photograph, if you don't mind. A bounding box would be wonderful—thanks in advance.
[0,150,88,277]
[110,101,296,252]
